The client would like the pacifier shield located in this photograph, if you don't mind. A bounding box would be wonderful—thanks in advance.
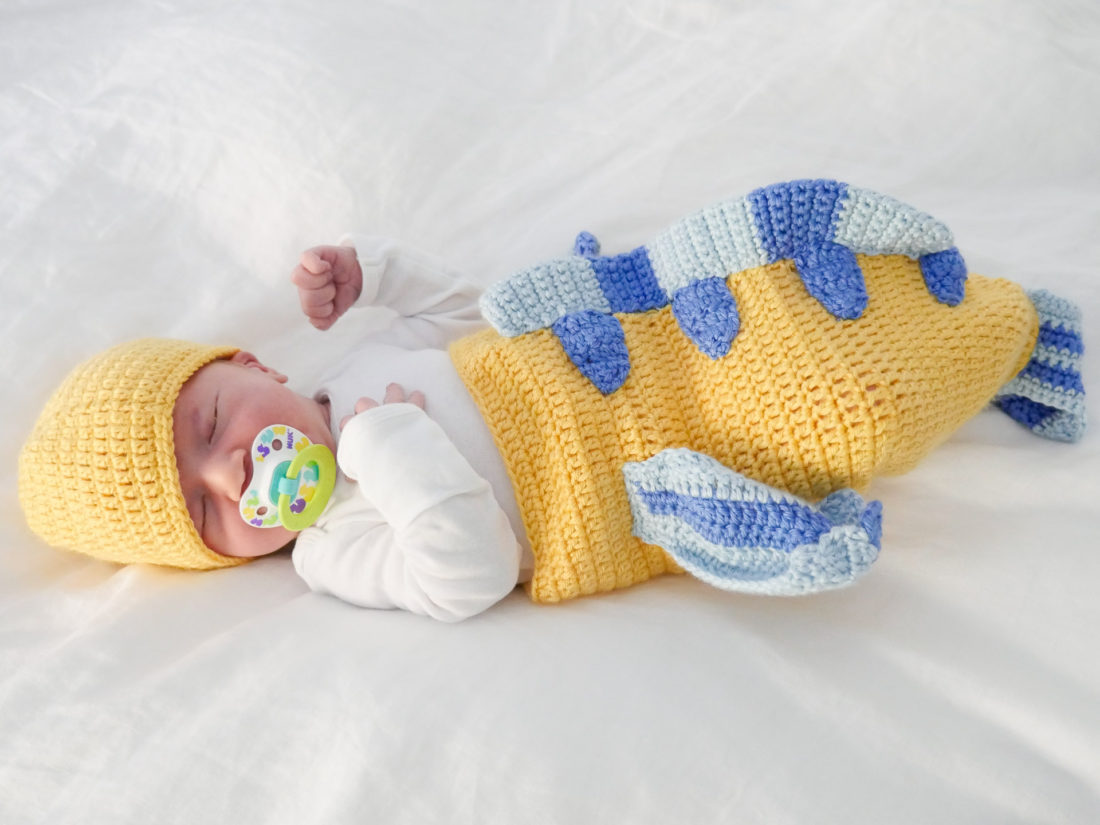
[239,425,335,531]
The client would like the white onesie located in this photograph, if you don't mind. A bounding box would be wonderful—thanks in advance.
[291,236,533,622]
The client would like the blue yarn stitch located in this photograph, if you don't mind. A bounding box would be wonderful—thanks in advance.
[747,179,848,261]
[632,490,832,550]
[551,310,631,395]
[1019,358,1086,394]
[623,448,882,596]
[918,247,967,306]
[589,245,668,314]
[994,395,1057,429]
[749,181,869,318]
[670,277,740,359]
[1037,323,1084,355]
[860,500,884,548]
[573,231,600,257]
[792,240,868,320]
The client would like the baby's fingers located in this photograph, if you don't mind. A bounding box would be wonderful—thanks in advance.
[355,397,380,414]
[291,262,330,291]
[382,383,405,405]
[382,384,426,410]
[299,249,333,276]
[339,397,379,431]
[299,282,337,309]
[298,287,336,327]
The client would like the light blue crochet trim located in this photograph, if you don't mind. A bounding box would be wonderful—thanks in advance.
[832,186,955,258]
[994,289,1086,442]
[623,448,882,596]
[479,179,966,393]
[647,195,767,294]
[480,257,611,338]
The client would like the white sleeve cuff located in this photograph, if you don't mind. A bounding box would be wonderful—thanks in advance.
[336,403,492,528]
[337,233,396,308]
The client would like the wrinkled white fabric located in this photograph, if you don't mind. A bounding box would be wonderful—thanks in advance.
[294,403,523,622]
[3,1,1098,823]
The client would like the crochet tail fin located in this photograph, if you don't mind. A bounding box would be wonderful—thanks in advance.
[623,449,882,596]
[994,290,1086,443]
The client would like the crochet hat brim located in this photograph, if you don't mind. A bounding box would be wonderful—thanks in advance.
[19,338,245,570]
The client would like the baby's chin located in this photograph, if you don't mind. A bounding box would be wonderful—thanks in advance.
[215,527,297,560]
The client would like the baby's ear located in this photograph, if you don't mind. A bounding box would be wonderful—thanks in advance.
[228,351,288,384]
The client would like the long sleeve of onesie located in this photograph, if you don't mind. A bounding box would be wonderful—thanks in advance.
[292,403,523,622]
[340,234,488,349]
[290,237,527,621]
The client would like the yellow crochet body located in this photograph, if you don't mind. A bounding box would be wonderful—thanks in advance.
[451,256,1037,603]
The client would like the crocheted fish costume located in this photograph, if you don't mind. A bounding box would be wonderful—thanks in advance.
[450,180,1086,604]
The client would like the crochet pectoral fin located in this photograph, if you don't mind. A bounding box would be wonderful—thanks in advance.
[623,449,882,596]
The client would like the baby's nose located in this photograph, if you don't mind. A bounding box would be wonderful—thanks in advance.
[207,447,250,503]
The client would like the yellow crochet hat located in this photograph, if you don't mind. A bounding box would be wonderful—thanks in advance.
[18,338,245,570]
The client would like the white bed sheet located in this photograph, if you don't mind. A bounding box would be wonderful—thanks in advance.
[2,1,1098,822]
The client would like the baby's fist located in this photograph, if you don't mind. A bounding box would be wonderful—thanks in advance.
[291,245,363,330]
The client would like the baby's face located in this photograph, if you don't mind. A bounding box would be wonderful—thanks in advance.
[172,352,335,559]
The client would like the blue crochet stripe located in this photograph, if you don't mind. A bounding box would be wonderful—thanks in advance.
[747,179,848,261]
[622,448,882,596]
[632,489,832,550]
[994,395,1058,429]
[588,245,667,313]
[994,289,1086,442]
[1019,359,1085,394]
[1037,321,1084,356]
[479,179,966,393]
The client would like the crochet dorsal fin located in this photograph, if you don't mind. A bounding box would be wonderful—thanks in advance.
[480,179,968,393]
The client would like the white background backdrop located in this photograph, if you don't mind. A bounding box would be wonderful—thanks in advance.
[2,1,1098,822]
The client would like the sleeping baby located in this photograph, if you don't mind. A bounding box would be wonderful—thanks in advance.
[19,180,1086,621]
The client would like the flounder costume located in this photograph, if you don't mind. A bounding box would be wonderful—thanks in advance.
[450,179,1086,604]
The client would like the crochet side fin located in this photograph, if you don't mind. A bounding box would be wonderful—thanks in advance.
[623,448,882,596]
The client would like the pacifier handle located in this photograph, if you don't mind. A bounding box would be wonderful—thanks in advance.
[278,444,336,531]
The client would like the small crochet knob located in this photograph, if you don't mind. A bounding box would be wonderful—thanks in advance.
[573,231,600,257]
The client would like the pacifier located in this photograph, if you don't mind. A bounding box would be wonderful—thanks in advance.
[239,424,336,531]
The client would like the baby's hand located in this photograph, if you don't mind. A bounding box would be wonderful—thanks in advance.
[291,245,364,330]
[339,384,427,431]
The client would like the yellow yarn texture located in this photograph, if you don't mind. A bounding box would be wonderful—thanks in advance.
[19,338,243,570]
[451,256,1038,604]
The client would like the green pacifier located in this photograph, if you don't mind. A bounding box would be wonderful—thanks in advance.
[239,424,336,531]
